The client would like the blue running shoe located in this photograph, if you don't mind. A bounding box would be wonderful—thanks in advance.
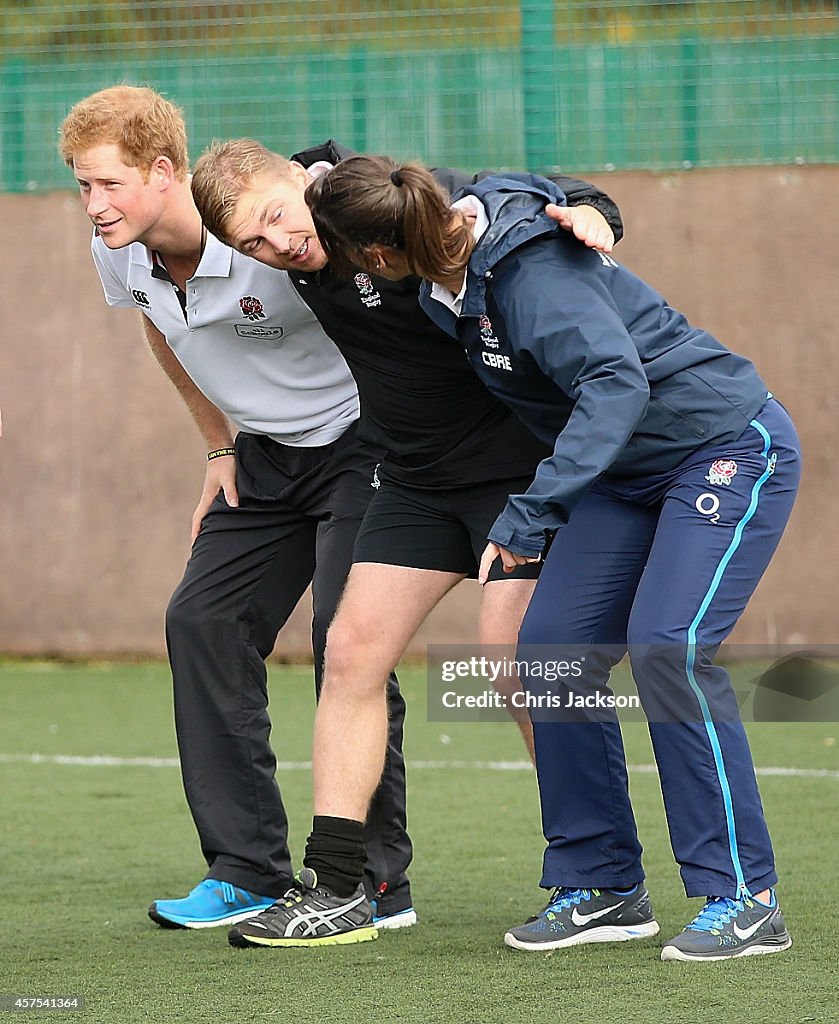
[371,881,417,930]
[372,905,417,930]
[505,885,659,951]
[149,879,276,929]
[661,891,792,961]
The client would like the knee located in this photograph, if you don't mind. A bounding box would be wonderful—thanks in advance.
[626,618,686,671]
[627,632,670,672]
[166,583,232,648]
[321,613,388,697]
[165,584,199,637]
[626,623,700,710]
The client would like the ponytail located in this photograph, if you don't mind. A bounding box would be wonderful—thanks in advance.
[305,155,472,280]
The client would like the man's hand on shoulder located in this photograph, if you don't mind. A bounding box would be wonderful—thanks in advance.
[546,203,614,253]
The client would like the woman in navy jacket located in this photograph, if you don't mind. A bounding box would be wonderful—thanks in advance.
[305,156,801,962]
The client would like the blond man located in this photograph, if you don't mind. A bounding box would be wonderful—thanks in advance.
[189,138,624,947]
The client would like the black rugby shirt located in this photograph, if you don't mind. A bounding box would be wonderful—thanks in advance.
[289,141,623,489]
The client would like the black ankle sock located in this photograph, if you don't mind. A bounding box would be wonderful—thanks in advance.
[304,815,366,898]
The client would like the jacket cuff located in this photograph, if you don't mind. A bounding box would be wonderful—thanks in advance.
[571,196,624,243]
[487,518,545,558]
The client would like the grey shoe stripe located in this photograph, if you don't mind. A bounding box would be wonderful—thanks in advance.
[282,893,368,937]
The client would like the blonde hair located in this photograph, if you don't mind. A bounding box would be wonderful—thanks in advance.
[59,85,189,180]
[191,139,295,243]
[305,155,472,280]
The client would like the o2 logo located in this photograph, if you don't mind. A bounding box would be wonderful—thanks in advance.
[695,492,721,524]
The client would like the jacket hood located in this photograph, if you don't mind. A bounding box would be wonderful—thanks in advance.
[452,174,568,316]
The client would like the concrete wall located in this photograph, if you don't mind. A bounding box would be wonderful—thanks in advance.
[1,166,836,658]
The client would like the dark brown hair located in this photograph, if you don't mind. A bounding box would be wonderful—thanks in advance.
[305,155,472,279]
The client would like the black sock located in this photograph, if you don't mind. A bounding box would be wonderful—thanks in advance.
[304,815,366,898]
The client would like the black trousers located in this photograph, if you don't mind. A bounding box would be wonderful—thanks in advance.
[165,426,411,902]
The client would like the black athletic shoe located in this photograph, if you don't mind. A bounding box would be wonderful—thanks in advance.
[228,868,378,948]
[505,885,660,951]
[661,891,792,961]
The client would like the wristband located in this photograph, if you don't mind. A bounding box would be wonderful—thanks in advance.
[207,447,236,461]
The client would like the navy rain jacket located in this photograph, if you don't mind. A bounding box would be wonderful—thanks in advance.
[418,174,770,557]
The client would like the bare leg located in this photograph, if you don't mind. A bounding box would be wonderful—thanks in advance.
[313,563,465,821]
[479,578,537,764]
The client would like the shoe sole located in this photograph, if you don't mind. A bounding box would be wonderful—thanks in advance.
[149,904,274,930]
[229,926,379,948]
[661,933,792,961]
[505,920,660,951]
[374,909,417,931]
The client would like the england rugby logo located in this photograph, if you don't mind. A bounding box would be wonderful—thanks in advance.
[239,295,266,321]
[479,314,499,349]
[354,273,381,308]
[706,459,738,486]
[355,273,374,298]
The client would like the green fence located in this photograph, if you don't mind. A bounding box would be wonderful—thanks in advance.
[2,1,838,191]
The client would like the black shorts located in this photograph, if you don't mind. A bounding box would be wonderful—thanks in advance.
[353,476,543,582]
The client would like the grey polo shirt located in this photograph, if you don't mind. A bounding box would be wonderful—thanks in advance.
[91,230,359,447]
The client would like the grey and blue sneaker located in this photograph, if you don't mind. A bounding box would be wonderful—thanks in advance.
[661,891,792,961]
[148,878,276,929]
[228,868,378,948]
[505,884,660,951]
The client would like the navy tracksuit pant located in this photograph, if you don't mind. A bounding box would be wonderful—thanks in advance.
[517,399,801,899]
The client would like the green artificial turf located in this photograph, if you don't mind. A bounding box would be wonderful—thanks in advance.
[0,661,836,1024]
